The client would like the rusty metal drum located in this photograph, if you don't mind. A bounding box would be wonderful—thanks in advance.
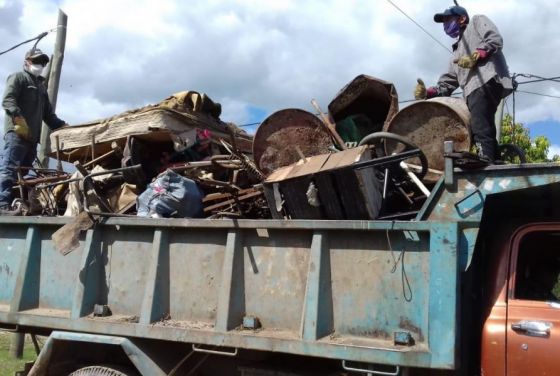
[383,97,471,183]
[253,109,333,176]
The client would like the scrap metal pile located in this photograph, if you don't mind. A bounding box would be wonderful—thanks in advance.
[9,75,473,221]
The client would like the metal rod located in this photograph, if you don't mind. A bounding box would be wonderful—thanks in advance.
[16,170,25,200]
[17,173,70,186]
[311,98,347,150]
[9,333,24,359]
[30,334,41,355]
[400,161,431,197]
[83,148,116,168]
[55,135,62,172]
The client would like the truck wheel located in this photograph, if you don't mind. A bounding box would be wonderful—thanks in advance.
[69,365,136,376]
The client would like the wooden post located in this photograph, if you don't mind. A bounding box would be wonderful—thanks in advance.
[38,9,67,168]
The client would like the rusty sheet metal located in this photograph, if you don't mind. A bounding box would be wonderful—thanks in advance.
[384,97,471,183]
[0,216,459,370]
[253,109,333,176]
[328,74,399,134]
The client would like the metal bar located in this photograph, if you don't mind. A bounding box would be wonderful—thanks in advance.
[192,344,238,357]
[71,229,98,319]
[38,9,67,167]
[139,229,169,324]
[444,141,455,190]
[82,148,116,168]
[215,229,244,332]
[342,360,400,376]
[427,222,459,366]
[9,333,24,359]
[10,226,40,312]
[17,173,70,186]
[16,169,25,200]
[340,149,422,172]
[30,334,41,355]
[55,135,62,172]
[301,231,332,340]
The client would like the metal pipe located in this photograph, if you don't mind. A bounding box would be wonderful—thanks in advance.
[9,333,24,359]
[55,135,62,172]
[399,161,431,197]
[18,173,70,186]
[83,148,117,168]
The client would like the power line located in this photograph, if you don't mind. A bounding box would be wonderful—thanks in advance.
[517,90,560,99]
[0,26,61,57]
[516,75,560,85]
[385,0,452,54]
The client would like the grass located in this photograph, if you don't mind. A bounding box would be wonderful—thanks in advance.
[0,332,37,376]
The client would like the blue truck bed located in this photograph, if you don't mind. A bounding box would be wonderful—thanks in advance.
[1,163,560,372]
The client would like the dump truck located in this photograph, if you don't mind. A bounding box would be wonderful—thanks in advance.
[1,151,560,375]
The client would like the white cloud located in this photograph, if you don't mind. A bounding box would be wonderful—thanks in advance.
[548,144,560,159]
[0,0,559,135]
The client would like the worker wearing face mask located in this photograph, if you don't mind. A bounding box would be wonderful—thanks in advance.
[0,48,68,210]
[415,4,513,164]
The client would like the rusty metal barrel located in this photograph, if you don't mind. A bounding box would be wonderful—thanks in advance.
[383,97,471,183]
[253,109,333,176]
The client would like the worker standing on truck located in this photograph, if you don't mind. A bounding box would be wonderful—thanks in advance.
[0,48,67,210]
[414,3,513,163]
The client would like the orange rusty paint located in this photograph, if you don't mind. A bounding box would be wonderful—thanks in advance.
[482,223,560,376]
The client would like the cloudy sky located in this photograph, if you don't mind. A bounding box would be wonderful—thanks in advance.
[1,0,559,154]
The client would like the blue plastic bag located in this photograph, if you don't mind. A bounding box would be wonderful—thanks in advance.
[137,170,203,218]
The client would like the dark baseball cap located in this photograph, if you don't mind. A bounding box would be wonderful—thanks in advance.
[434,5,469,23]
[25,48,49,65]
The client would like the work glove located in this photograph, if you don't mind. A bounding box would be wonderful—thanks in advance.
[455,52,479,69]
[12,116,30,140]
[414,79,438,100]
[414,78,427,100]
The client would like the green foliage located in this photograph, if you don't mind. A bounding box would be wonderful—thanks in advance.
[0,333,37,376]
[500,114,560,163]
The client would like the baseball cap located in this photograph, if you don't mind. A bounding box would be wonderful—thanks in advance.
[434,5,469,23]
[25,48,49,65]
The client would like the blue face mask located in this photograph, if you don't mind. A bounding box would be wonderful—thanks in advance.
[444,19,460,38]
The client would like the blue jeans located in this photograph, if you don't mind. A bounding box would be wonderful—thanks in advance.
[0,131,36,206]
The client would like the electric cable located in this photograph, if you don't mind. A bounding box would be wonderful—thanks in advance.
[0,26,62,57]
[517,90,560,99]
[385,0,452,54]
[515,74,560,85]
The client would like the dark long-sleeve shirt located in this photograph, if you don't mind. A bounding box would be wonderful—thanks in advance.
[2,70,65,144]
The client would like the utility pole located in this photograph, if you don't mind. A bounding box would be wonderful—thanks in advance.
[38,9,67,168]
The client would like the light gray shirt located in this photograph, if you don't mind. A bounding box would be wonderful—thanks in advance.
[436,15,513,98]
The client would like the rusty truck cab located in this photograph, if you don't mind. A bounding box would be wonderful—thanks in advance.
[482,223,560,375]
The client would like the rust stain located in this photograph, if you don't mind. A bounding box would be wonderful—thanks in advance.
[399,317,424,342]
[347,327,391,339]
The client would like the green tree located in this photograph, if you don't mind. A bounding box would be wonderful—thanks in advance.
[499,114,560,163]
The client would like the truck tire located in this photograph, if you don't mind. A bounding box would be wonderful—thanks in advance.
[69,365,136,376]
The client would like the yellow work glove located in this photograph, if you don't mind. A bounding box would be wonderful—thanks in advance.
[13,116,30,140]
[414,78,427,100]
[455,52,480,69]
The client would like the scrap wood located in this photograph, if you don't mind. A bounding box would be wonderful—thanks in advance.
[52,211,96,255]
[203,190,263,213]
[203,188,256,203]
